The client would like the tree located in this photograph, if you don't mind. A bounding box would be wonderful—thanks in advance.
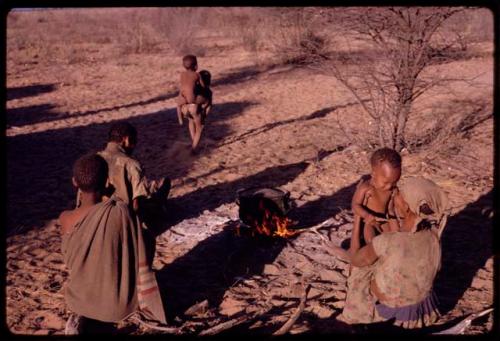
[309,7,470,151]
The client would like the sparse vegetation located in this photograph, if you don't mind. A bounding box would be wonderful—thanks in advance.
[5,7,494,336]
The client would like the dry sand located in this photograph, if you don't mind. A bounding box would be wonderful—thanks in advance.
[6,17,494,335]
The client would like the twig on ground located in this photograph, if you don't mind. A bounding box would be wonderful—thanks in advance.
[293,218,336,242]
[272,283,311,335]
[433,307,493,335]
[198,304,273,336]
[129,314,182,334]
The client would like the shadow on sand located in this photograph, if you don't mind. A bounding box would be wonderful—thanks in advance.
[434,190,493,314]
[156,176,361,323]
[6,101,252,235]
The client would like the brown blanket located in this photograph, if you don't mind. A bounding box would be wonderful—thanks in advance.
[62,197,166,324]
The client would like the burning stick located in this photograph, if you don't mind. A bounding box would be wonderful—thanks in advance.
[273,283,311,335]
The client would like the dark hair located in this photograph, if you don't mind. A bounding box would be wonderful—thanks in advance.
[73,153,108,193]
[182,55,197,70]
[199,70,211,87]
[108,122,137,143]
[370,147,402,169]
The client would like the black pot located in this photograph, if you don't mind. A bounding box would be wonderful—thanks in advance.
[236,187,293,218]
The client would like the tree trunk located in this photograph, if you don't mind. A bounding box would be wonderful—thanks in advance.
[394,98,412,151]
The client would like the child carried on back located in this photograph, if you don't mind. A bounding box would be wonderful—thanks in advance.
[176,54,213,153]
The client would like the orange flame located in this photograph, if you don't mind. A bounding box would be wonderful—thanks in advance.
[248,199,297,238]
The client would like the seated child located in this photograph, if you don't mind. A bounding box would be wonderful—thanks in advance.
[59,154,166,334]
[349,147,404,254]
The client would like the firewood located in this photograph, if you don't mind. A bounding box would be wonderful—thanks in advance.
[293,218,336,242]
[433,307,493,335]
[272,284,311,335]
[129,314,182,334]
[198,305,273,336]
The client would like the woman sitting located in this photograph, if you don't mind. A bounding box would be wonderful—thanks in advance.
[339,177,449,329]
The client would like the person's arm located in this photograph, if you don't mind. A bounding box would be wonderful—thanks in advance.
[59,210,75,235]
[127,162,150,213]
[388,190,406,232]
[351,243,378,267]
[351,182,376,225]
[350,214,362,254]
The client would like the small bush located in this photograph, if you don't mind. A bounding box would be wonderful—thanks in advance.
[269,10,329,65]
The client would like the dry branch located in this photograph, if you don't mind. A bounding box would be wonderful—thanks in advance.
[130,314,182,334]
[198,305,273,336]
[272,284,311,335]
[293,217,337,242]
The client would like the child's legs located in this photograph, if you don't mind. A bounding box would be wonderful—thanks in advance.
[188,118,196,142]
[191,111,204,150]
[177,95,187,125]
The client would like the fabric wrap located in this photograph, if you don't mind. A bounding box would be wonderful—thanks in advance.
[62,197,166,324]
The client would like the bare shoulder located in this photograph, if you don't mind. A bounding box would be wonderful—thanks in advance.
[59,209,77,235]
[355,177,373,194]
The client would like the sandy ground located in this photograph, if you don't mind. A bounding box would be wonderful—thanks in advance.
[6,34,494,335]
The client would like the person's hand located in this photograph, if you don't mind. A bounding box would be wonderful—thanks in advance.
[364,213,376,225]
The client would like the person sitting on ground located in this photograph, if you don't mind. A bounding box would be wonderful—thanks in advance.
[349,148,403,255]
[59,153,166,334]
[340,176,449,329]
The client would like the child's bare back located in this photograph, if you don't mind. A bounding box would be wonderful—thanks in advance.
[180,69,201,104]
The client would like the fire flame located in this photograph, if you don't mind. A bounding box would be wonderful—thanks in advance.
[238,198,297,238]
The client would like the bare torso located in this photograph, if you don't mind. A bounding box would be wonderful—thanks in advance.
[180,70,200,103]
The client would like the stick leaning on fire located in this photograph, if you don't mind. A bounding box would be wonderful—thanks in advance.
[292,213,392,263]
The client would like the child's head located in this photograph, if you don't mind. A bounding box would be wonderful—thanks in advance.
[182,55,198,71]
[73,153,108,193]
[108,122,137,154]
[199,70,211,87]
[370,147,402,191]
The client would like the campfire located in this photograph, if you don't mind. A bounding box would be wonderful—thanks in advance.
[236,187,297,238]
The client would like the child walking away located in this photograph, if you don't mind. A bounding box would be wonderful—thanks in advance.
[176,55,213,154]
[349,148,405,255]
[176,55,202,126]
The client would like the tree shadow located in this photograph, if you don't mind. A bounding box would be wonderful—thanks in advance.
[156,163,357,322]
[5,62,289,128]
[156,225,289,322]
[407,98,493,150]
[161,161,310,235]
[287,179,360,228]
[210,62,288,88]
[6,103,58,127]
[7,83,56,101]
[6,101,251,236]
[434,190,493,314]
[217,102,360,148]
